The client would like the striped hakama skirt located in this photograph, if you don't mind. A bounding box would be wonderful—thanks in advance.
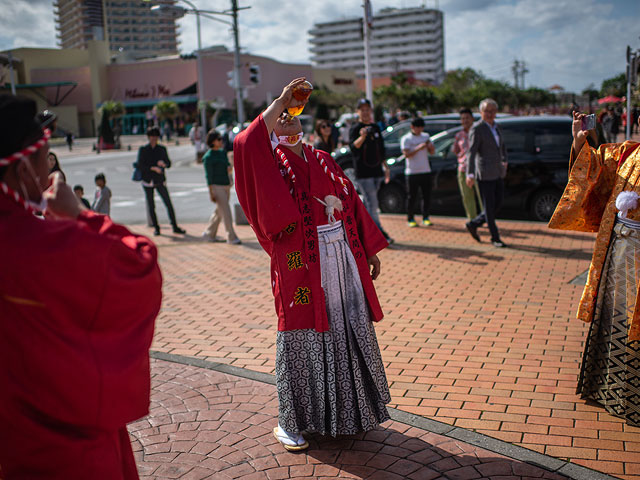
[275,221,391,436]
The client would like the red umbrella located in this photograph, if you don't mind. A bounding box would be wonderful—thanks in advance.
[598,95,623,104]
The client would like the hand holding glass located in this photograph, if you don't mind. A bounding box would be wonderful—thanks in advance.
[287,81,313,117]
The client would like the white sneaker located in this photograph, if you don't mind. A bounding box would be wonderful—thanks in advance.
[273,425,308,451]
[228,238,242,245]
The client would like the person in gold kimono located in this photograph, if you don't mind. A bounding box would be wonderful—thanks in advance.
[549,111,640,426]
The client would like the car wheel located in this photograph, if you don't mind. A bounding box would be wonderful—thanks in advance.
[379,183,405,214]
[530,189,561,222]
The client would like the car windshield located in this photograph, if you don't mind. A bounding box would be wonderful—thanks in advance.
[383,123,411,144]
[432,130,457,158]
[384,121,458,144]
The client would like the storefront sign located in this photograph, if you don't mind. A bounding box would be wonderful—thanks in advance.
[125,84,171,99]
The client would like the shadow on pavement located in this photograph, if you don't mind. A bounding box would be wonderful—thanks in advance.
[391,242,505,265]
[502,226,595,242]
[507,243,593,261]
[305,428,567,480]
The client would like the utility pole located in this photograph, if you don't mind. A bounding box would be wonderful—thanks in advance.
[363,0,373,105]
[626,46,638,140]
[194,11,207,133]
[511,60,520,89]
[231,0,245,127]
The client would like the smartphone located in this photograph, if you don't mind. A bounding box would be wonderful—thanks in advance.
[581,114,596,131]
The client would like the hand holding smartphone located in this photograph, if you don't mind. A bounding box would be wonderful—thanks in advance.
[581,114,596,131]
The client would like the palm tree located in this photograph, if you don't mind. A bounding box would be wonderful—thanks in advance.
[98,101,125,147]
[155,100,179,121]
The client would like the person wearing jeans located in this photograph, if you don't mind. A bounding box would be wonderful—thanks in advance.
[202,129,240,244]
[349,98,393,243]
[137,126,185,236]
[400,117,436,227]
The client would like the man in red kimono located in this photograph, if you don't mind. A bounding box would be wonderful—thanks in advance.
[234,79,391,450]
[0,95,162,479]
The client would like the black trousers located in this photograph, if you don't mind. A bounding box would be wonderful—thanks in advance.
[406,172,434,221]
[143,184,178,228]
[470,178,504,242]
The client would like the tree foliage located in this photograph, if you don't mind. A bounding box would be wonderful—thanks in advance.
[371,68,556,114]
[155,100,179,120]
[99,100,125,117]
[97,100,124,145]
[600,73,626,97]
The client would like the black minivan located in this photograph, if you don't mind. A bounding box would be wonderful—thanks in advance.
[335,116,572,222]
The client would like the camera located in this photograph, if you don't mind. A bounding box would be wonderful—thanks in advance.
[365,126,375,135]
[581,114,596,131]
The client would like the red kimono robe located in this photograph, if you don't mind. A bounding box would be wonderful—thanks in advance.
[234,115,388,332]
[0,195,162,480]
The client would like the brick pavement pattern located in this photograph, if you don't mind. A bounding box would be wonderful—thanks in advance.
[132,358,569,479]
[140,215,640,479]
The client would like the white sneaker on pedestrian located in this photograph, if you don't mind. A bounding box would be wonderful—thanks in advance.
[273,425,308,451]
[228,238,242,245]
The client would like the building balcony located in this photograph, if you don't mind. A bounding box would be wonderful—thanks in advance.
[309,20,361,36]
[373,12,439,28]
[311,34,442,56]
[309,32,363,46]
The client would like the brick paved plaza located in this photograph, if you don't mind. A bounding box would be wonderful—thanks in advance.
[130,215,640,479]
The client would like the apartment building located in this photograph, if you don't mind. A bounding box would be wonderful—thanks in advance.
[309,6,445,85]
[55,0,179,59]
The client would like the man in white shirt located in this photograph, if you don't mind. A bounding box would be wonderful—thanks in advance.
[401,117,435,227]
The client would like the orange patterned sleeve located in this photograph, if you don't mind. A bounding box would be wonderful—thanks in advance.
[548,142,620,232]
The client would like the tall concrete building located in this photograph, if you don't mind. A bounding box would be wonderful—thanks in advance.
[309,6,445,85]
[55,0,179,59]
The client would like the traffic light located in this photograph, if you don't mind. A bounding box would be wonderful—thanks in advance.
[227,70,236,88]
[249,64,261,84]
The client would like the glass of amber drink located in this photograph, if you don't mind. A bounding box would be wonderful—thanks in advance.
[287,81,313,116]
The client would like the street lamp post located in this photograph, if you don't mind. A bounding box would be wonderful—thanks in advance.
[231,0,245,126]
[147,0,248,129]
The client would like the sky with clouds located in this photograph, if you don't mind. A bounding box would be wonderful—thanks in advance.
[1,0,639,94]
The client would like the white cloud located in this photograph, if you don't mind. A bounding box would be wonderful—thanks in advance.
[0,0,56,49]
[442,0,635,92]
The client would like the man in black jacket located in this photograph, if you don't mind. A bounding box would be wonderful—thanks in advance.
[349,98,392,243]
[137,127,185,235]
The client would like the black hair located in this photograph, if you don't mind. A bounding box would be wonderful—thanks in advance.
[95,173,106,183]
[459,108,473,116]
[47,152,67,182]
[206,129,222,148]
[411,117,425,127]
[73,184,84,192]
[147,126,161,137]
[0,95,43,180]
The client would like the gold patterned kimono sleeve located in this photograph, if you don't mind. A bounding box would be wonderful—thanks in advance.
[548,142,620,232]
[550,141,640,341]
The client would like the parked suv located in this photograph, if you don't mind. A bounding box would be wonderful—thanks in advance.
[335,116,572,222]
